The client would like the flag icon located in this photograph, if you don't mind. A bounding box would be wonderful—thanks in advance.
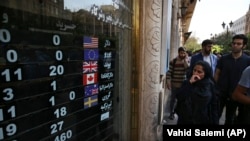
[83,73,98,85]
[83,36,98,48]
[83,61,98,73]
[83,49,99,61]
[84,95,98,109]
[100,111,110,121]
[85,84,99,97]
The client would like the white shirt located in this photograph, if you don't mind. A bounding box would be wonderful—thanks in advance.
[203,55,211,66]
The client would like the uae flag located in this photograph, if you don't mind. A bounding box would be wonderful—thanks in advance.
[83,36,98,48]
[83,73,98,85]
[83,61,98,73]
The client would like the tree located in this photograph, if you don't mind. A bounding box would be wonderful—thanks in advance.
[212,44,223,54]
[212,32,233,54]
[185,36,201,53]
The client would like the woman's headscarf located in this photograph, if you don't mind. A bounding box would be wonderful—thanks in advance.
[193,60,213,80]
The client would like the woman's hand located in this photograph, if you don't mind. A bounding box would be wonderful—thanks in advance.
[189,75,201,84]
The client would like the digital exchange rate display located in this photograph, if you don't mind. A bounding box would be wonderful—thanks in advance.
[0,6,116,141]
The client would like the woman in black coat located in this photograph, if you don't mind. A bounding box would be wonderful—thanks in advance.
[175,60,219,124]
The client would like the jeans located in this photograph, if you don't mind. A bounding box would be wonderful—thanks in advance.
[169,87,180,114]
[219,95,239,124]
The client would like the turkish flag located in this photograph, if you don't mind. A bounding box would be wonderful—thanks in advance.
[83,73,98,85]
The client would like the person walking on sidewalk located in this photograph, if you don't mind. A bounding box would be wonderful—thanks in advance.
[175,61,219,124]
[166,47,189,120]
[214,34,250,124]
[232,66,250,124]
[189,39,218,77]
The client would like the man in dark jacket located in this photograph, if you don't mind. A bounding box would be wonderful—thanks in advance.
[214,34,250,124]
[189,39,217,77]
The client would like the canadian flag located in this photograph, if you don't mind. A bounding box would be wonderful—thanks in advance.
[83,73,98,85]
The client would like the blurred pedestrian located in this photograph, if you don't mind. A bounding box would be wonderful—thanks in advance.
[166,47,189,120]
[213,51,222,59]
[232,66,250,124]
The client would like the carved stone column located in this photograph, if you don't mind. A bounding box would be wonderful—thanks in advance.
[139,0,163,140]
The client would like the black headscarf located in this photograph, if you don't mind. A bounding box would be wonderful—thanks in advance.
[193,60,213,81]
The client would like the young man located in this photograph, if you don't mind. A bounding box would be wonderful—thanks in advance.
[214,34,250,124]
[232,66,250,124]
[189,39,218,77]
[166,47,189,120]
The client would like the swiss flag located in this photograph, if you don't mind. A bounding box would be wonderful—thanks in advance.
[83,73,98,85]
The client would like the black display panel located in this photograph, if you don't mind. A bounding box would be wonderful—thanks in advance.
[0,2,117,140]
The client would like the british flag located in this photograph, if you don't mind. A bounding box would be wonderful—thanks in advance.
[83,61,98,73]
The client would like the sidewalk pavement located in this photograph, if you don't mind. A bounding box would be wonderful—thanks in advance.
[163,109,225,125]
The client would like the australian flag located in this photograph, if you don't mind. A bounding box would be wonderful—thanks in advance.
[84,84,99,97]
[83,49,99,61]
[84,95,98,109]
[83,61,98,73]
[83,36,98,48]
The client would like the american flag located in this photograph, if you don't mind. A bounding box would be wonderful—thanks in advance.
[83,36,98,48]
[83,61,98,73]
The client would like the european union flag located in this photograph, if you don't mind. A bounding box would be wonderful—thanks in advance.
[84,49,99,61]
[84,95,98,109]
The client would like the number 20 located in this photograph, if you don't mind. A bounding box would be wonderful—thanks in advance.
[49,65,64,76]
